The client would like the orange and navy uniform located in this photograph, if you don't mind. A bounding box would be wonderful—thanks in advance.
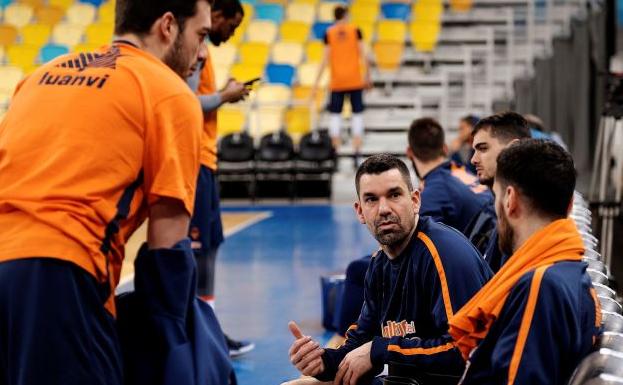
[324,23,365,92]
[315,216,492,385]
[460,262,601,385]
[0,43,202,314]
[197,51,218,171]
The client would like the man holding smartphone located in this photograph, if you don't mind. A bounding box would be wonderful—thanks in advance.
[186,0,253,357]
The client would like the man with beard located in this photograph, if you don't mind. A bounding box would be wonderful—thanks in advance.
[449,140,601,385]
[0,0,211,383]
[186,0,254,357]
[471,112,531,272]
[288,154,492,385]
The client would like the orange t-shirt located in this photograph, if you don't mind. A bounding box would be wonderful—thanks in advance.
[0,43,202,313]
[325,23,365,92]
[197,53,218,171]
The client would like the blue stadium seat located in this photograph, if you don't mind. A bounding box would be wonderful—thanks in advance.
[266,63,296,86]
[312,21,332,40]
[0,0,14,7]
[381,2,410,20]
[40,43,69,63]
[241,0,257,5]
[79,0,106,6]
[255,4,284,24]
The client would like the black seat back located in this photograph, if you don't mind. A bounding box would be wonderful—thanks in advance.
[218,133,255,162]
[257,132,294,161]
[298,131,335,161]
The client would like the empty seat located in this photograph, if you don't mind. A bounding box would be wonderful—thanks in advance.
[228,23,247,44]
[20,23,51,46]
[449,0,473,12]
[412,2,443,22]
[229,63,264,83]
[241,0,257,4]
[603,312,623,333]
[213,63,230,90]
[217,107,246,137]
[239,42,270,66]
[292,85,325,109]
[256,84,291,105]
[4,3,33,27]
[79,0,106,6]
[373,40,403,71]
[352,0,380,5]
[6,44,39,72]
[0,46,4,62]
[350,2,378,23]
[246,20,278,43]
[266,63,296,86]
[286,2,315,24]
[0,24,19,45]
[272,42,304,66]
[285,106,311,135]
[305,40,324,62]
[249,107,286,136]
[357,21,375,44]
[568,349,623,385]
[18,0,44,7]
[209,44,237,67]
[85,23,113,46]
[317,2,337,22]
[40,43,69,63]
[0,66,23,94]
[98,1,116,23]
[377,20,406,42]
[598,332,623,351]
[0,0,14,8]
[34,5,65,25]
[298,62,328,87]
[410,22,440,52]
[49,0,74,9]
[594,282,617,299]
[280,21,310,43]
[52,23,85,47]
[66,3,96,26]
[312,21,332,40]
[381,2,410,20]
[600,296,623,315]
[256,131,294,162]
[242,3,254,20]
[588,268,609,286]
[255,3,284,23]
[292,0,319,5]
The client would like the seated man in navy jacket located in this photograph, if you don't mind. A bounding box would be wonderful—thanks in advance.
[288,154,493,385]
[407,118,492,241]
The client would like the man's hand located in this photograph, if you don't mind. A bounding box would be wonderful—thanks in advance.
[334,341,373,385]
[288,321,325,377]
[220,78,249,104]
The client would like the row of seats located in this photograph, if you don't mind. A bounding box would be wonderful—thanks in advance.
[0,1,113,27]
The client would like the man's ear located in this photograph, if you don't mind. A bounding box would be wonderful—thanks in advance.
[442,143,449,157]
[353,201,366,224]
[157,12,178,44]
[406,146,414,160]
[506,185,519,218]
[411,189,421,214]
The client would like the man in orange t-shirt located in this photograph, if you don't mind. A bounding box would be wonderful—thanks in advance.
[0,1,210,383]
[186,0,253,357]
[313,5,371,168]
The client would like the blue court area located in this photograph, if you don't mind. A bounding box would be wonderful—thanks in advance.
[215,204,378,385]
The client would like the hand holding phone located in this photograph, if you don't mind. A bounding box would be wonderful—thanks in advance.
[243,77,261,87]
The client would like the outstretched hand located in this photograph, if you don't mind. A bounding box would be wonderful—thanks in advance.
[288,321,326,377]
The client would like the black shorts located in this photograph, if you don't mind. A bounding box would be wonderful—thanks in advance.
[328,89,365,114]
[189,165,224,254]
[0,258,122,385]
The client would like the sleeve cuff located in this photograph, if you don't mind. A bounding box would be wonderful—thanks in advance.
[370,336,389,366]
[313,352,334,382]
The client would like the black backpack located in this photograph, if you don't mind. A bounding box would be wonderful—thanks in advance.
[464,204,497,256]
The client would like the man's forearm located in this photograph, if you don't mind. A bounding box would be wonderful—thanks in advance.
[197,93,223,114]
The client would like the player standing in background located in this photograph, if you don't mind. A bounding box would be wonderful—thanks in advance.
[0,0,210,383]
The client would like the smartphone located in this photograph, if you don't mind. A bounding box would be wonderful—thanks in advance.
[243,77,261,87]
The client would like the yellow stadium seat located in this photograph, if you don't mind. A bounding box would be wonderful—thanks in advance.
[228,23,247,45]
[0,66,24,94]
[318,2,338,22]
[280,21,309,43]
[286,3,315,24]
[98,2,116,24]
[217,107,246,137]
[292,0,319,5]
[249,106,285,136]
[85,23,113,46]
[0,24,19,46]
[239,42,270,66]
[209,44,237,67]
[256,84,291,106]
[52,23,84,47]
[6,45,39,73]
[35,5,65,26]
[66,3,96,27]
[350,3,378,24]
[272,42,304,66]
[305,41,324,63]
[412,2,443,22]
[292,85,325,109]
[373,40,403,71]
[246,20,278,44]
[357,21,374,44]
[298,62,328,87]
[4,3,34,28]
[230,63,264,83]
[213,63,230,90]
[376,20,406,43]
[450,0,473,12]
[263,0,288,5]
[18,0,45,7]
[352,0,380,5]
[285,106,311,135]
[0,46,4,63]
[72,42,102,53]
[49,0,75,10]
[410,22,440,53]
[20,24,51,46]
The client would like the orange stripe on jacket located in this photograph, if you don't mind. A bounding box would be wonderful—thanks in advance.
[507,265,549,385]
[197,52,218,171]
[388,341,455,356]
[448,218,584,360]
[418,232,454,321]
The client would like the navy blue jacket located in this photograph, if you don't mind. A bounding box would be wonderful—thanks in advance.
[317,216,493,384]
[420,162,491,235]
[462,261,601,385]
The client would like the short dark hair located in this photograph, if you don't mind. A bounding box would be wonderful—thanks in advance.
[472,111,531,143]
[115,0,211,36]
[355,154,413,196]
[213,0,244,19]
[408,118,445,162]
[334,5,347,21]
[496,139,576,219]
[460,114,480,127]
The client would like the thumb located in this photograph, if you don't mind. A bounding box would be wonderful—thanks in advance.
[288,321,304,339]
